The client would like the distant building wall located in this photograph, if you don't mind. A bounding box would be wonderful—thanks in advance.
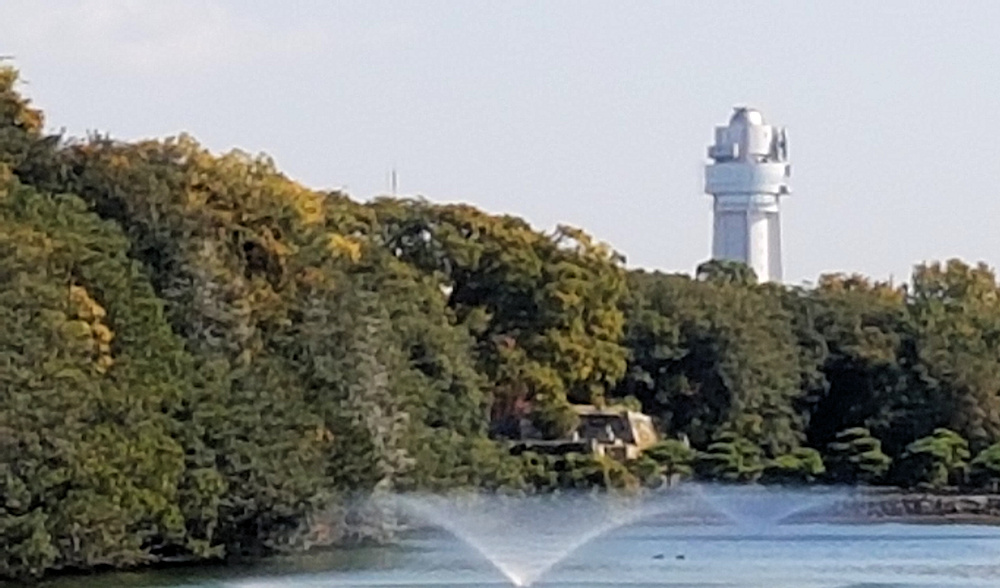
[514,405,658,461]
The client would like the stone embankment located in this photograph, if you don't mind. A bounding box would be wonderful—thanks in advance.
[821,492,1000,524]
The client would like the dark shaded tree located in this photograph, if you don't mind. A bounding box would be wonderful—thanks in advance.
[825,427,892,485]
[895,428,970,490]
[614,270,805,455]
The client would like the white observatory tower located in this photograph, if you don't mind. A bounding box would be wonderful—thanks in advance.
[705,107,791,282]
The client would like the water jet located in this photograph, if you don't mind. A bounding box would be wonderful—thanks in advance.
[693,484,849,530]
[391,491,679,586]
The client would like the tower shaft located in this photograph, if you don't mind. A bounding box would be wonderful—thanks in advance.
[712,194,782,282]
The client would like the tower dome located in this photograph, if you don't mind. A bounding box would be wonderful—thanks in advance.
[729,107,765,127]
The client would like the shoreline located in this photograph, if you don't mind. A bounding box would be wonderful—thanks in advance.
[34,491,1000,586]
[817,492,1000,525]
[637,489,1000,526]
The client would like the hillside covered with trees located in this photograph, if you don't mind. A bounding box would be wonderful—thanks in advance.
[4,66,1000,579]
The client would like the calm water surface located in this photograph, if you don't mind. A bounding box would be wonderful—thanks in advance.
[43,522,1000,588]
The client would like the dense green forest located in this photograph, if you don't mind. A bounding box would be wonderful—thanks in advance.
[4,66,1000,579]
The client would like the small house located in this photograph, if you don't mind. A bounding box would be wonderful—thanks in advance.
[513,404,658,461]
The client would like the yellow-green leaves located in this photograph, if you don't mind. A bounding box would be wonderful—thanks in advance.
[369,199,629,422]
[0,179,199,579]
[67,285,115,373]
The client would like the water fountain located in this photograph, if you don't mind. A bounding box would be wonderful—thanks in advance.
[391,491,681,586]
[692,484,850,530]
[388,485,853,586]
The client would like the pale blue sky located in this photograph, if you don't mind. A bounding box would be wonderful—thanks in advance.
[4,1,1000,284]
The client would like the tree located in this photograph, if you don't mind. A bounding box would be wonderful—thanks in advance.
[969,443,1000,491]
[529,393,581,439]
[641,439,695,486]
[24,130,505,557]
[908,260,1000,450]
[695,259,757,286]
[0,67,60,182]
[368,199,628,424]
[697,432,766,483]
[897,428,971,490]
[0,178,220,578]
[614,270,806,455]
[762,448,825,484]
[805,275,915,456]
[825,427,892,485]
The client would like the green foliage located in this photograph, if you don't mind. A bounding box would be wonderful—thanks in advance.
[529,394,580,440]
[400,432,527,492]
[636,440,695,486]
[825,427,892,484]
[518,452,637,492]
[368,199,628,414]
[0,68,44,169]
[898,428,971,490]
[696,432,766,483]
[614,270,805,455]
[0,178,213,578]
[46,135,424,555]
[0,68,638,579]
[969,443,1000,490]
[11,60,1000,581]
[645,440,695,478]
[628,456,663,488]
[0,70,527,577]
[908,260,1000,450]
[695,259,757,286]
[762,448,825,485]
[0,68,62,195]
[805,275,915,455]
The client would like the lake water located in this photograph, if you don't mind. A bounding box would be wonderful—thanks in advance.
[43,521,1000,588]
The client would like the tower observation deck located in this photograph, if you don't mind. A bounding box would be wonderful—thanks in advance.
[704,107,791,282]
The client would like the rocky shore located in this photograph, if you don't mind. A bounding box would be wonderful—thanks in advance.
[816,492,1000,524]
